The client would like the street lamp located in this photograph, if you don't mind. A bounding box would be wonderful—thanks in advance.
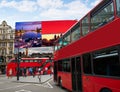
[17,51,20,81]
[16,39,22,81]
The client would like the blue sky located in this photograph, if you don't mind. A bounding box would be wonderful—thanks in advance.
[0,0,102,29]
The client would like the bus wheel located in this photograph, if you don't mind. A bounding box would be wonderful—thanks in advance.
[101,88,112,92]
[59,79,62,87]
[58,77,62,87]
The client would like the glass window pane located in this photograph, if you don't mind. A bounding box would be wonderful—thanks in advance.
[63,32,70,46]
[93,48,120,77]
[91,1,114,31]
[116,0,120,16]
[71,23,80,42]
[82,16,89,36]
[83,53,92,74]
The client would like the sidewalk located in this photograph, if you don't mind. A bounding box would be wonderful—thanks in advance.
[0,74,6,77]
[15,74,53,84]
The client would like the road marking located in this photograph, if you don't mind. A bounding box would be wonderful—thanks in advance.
[47,82,53,88]
[34,82,53,88]
[0,84,30,91]
[15,89,32,92]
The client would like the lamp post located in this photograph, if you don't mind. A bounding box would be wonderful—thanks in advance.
[16,39,21,81]
[17,50,20,81]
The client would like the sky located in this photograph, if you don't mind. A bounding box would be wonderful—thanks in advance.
[0,0,102,29]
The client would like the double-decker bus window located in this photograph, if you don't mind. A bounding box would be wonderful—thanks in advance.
[71,23,80,42]
[25,60,28,62]
[63,32,71,46]
[34,60,37,62]
[29,60,32,62]
[116,0,120,16]
[82,53,92,74]
[63,59,70,72]
[58,38,63,49]
[58,59,70,72]
[37,60,41,63]
[93,47,120,77]
[91,0,114,31]
[58,60,62,71]
[82,16,89,36]
[54,45,58,51]
[20,60,23,62]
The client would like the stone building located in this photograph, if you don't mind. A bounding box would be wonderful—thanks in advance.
[0,21,14,74]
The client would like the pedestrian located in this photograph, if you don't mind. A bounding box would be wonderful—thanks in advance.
[23,67,27,77]
[32,67,36,77]
[29,67,33,76]
[38,67,41,83]
[8,68,12,78]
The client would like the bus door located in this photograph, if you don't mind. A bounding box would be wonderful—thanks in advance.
[71,57,82,92]
[54,61,58,82]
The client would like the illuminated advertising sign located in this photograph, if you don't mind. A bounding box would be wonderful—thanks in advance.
[15,21,42,48]
[15,20,77,57]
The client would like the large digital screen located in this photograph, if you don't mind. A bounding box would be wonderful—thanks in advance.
[15,22,42,48]
[14,20,77,57]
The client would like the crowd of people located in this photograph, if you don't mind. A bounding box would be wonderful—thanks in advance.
[19,67,45,77]
[8,67,50,78]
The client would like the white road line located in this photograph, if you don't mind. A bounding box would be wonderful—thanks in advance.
[47,82,53,88]
[15,89,32,92]
[34,82,53,88]
[0,84,30,91]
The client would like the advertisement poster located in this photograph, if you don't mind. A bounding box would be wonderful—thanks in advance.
[15,21,42,48]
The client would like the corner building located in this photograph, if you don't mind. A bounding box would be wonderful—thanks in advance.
[0,21,14,74]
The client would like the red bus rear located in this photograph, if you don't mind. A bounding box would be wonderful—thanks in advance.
[54,0,120,92]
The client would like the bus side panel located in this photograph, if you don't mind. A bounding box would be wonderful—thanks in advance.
[58,72,72,91]
[54,18,120,60]
[83,76,120,92]
[20,62,42,68]
[6,63,17,76]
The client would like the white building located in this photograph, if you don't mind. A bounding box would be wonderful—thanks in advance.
[0,21,15,74]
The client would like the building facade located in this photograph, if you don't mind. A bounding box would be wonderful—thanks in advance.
[0,21,14,74]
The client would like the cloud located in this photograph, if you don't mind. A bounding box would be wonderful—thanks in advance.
[0,0,102,28]
[37,0,63,9]
[39,0,90,20]
[0,0,37,12]
[90,0,102,7]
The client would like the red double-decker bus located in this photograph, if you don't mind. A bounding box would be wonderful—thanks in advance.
[6,57,53,76]
[54,0,120,92]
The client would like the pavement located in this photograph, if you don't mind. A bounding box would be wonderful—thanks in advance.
[0,74,53,84]
[16,74,53,84]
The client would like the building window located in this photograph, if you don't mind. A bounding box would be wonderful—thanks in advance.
[9,50,13,54]
[2,43,6,46]
[10,34,13,39]
[9,42,13,47]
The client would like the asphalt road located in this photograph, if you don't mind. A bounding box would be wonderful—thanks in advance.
[0,75,69,92]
